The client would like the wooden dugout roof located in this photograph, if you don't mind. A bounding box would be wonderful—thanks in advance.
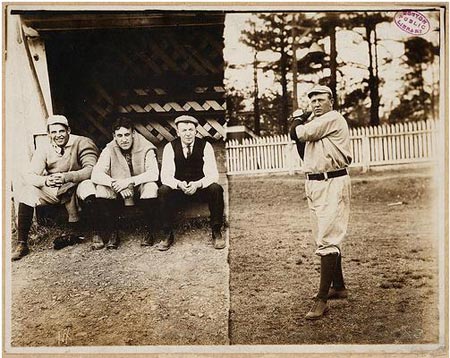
[14,10,226,31]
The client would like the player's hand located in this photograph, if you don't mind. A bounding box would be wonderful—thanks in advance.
[119,188,133,199]
[178,181,190,194]
[111,179,131,193]
[184,181,201,196]
[51,173,65,186]
[46,173,63,187]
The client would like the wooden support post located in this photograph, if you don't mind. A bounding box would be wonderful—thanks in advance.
[362,135,370,173]
[24,30,53,117]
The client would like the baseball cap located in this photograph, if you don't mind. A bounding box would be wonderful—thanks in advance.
[307,85,333,98]
[174,115,199,126]
[47,115,69,127]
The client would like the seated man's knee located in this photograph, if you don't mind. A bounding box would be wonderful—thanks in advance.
[158,184,173,198]
[140,182,158,199]
[207,183,223,195]
[18,185,40,207]
[20,185,57,207]
[95,184,117,199]
[76,179,96,200]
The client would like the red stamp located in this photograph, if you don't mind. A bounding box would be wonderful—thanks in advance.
[394,11,430,35]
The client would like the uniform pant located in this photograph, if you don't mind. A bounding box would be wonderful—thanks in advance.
[305,175,351,256]
[158,183,224,232]
[19,179,96,222]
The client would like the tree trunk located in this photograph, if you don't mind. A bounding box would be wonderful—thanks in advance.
[329,25,338,109]
[291,15,299,112]
[365,20,380,126]
[280,51,289,134]
[253,52,260,135]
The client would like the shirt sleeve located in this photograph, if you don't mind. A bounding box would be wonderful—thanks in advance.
[132,149,159,186]
[295,111,341,142]
[161,143,181,190]
[62,137,99,183]
[91,148,114,187]
[25,148,48,187]
[199,142,219,188]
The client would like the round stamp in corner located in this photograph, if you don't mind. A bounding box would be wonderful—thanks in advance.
[394,11,431,36]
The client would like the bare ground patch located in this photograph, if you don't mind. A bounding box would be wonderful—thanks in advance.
[228,167,439,344]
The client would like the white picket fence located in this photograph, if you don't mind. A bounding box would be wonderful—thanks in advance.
[225,119,439,175]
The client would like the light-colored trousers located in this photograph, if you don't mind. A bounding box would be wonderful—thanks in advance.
[305,175,351,256]
[95,182,158,199]
[19,179,96,222]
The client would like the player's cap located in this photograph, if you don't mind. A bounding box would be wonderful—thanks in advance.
[47,115,69,127]
[307,85,333,98]
[174,115,199,126]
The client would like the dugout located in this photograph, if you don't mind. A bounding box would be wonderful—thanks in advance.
[5,7,227,220]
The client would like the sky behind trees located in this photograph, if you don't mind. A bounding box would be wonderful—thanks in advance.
[223,10,441,135]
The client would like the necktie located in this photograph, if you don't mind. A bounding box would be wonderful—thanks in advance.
[186,145,192,158]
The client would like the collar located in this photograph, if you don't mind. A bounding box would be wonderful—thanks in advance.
[51,135,75,154]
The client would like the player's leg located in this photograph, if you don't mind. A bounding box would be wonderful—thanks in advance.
[138,182,159,246]
[12,185,59,261]
[198,183,225,249]
[156,184,179,251]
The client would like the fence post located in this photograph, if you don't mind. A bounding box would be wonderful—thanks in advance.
[287,141,295,175]
[361,131,370,172]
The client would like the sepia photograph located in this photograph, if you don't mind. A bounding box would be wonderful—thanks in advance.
[3,2,448,356]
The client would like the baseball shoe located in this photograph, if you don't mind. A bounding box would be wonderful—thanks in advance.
[91,234,105,250]
[12,242,29,261]
[106,232,120,249]
[305,300,329,320]
[312,287,348,300]
[328,287,348,299]
[156,232,174,251]
[141,232,154,247]
[212,229,225,250]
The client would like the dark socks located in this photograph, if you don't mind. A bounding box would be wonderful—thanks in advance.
[17,203,34,244]
[95,198,119,235]
[317,253,338,301]
[139,199,158,230]
[332,254,346,290]
[67,221,81,237]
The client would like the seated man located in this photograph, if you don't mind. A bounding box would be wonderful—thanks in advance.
[91,117,159,249]
[158,115,225,251]
[12,115,99,261]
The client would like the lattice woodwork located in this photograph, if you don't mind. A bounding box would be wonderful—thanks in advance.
[45,18,225,149]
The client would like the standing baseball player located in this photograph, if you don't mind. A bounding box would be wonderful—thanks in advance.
[291,85,352,320]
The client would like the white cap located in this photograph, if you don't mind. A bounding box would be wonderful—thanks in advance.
[47,115,69,127]
[174,115,199,126]
[307,85,333,98]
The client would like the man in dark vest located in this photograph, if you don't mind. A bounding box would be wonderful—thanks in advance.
[158,115,225,251]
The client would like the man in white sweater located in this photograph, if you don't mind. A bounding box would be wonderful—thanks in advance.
[91,117,159,249]
[12,115,98,260]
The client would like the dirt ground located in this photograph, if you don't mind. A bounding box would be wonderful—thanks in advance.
[9,166,441,347]
[228,166,440,345]
[10,222,229,346]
